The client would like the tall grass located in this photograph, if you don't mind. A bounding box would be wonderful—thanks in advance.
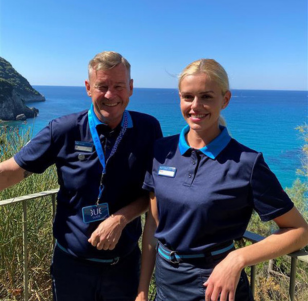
[0,125,307,301]
[0,126,58,301]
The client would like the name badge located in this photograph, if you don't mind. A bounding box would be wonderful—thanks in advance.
[75,141,93,152]
[82,203,109,224]
[158,166,177,178]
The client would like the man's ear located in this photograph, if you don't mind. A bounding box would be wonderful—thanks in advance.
[129,79,134,97]
[85,80,91,97]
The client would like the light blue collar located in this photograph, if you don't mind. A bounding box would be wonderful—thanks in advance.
[90,104,133,129]
[178,125,231,159]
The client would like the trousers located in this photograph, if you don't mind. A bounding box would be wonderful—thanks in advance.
[51,244,140,301]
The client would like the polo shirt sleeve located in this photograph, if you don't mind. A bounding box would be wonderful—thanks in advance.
[250,153,294,222]
[142,144,157,193]
[142,119,163,193]
[142,167,155,192]
[14,122,57,174]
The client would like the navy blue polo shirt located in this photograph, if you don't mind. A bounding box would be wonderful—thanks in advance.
[143,125,293,254]
[14,109,162,259]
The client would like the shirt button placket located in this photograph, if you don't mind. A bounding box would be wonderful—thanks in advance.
[186,150,198,185]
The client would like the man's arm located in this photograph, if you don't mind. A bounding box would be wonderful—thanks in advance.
[0,157,32,191]
[88,193,149,250]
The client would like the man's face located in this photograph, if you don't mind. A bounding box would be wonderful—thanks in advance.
[85,63,133,129]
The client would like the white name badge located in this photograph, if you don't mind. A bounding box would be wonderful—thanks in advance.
[75,141,93,152]
[158,166,177,178]
[82,203,109,224]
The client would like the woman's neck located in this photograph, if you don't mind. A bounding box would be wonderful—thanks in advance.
[186,127,221,149]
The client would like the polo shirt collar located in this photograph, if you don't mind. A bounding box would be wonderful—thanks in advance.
[178,125,231,159]
[90,104,133,129]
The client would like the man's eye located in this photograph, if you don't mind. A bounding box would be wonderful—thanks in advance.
[115,86,123,90]
[201,94,211,99]
[182,95,193,100]
[96,85,107,91]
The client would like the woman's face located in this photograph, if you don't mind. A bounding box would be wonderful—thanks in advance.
[179,73,230,139]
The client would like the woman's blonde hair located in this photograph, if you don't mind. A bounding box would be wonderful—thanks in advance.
[178,59,229,95]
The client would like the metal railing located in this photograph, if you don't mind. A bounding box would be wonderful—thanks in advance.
[0,189,58,301]
[244,230,308,301]
[0,190,307,301]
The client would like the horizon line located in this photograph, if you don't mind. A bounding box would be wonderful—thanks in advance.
[31,85,308,92]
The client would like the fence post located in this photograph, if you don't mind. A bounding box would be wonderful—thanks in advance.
[289,256,297,301]
[52,194,56,246]
[250,265,256,298]
[22,200,29,301]
[268,259,274,274]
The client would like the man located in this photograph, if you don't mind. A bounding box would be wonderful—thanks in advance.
[0,51,162,301]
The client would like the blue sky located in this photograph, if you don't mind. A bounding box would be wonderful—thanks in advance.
[0,0,307,90]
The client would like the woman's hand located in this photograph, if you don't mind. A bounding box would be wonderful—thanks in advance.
[203,251,244,301]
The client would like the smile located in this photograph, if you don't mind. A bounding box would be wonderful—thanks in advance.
[189,113,208,118]
[103,102,119,107]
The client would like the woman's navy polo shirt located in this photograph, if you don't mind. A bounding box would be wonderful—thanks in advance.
[14,109,162,259]
[143,126,293,254]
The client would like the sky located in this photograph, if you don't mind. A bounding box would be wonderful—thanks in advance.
[0,0,307,90]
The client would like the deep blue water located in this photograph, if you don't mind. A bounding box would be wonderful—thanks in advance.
[1,86,307,189]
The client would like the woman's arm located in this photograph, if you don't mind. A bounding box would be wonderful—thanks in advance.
[204,207,308,301]
[135,192,159,301]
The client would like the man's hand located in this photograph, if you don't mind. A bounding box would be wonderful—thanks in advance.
[88,214,127,250]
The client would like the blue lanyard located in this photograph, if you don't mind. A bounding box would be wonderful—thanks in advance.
[88,105,128,203]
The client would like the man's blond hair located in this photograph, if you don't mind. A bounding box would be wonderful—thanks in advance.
[88,51,131,79]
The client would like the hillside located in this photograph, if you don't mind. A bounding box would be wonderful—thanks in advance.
[0,57,44,120]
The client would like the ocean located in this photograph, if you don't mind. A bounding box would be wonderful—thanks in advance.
[1,86,307,189]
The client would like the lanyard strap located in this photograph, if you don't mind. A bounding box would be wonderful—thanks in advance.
[88,105,128,203]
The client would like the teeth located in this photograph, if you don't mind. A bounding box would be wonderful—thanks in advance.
[191,114,206,118]
[104,103,118,107]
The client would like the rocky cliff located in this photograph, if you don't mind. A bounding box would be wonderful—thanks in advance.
[0,57,45,121]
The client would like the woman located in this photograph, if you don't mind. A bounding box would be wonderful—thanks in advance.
[135,59,308,301]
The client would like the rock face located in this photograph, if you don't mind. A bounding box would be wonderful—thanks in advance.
[0,57,45,121]
[0,79,40,120]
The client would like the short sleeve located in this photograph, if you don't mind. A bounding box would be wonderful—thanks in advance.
[142,168,155,192]
[251,153,294,221]
[142,118,162,192]
[14,122,57,173]
[142,144,156,193]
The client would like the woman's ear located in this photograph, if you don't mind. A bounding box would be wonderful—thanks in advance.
[222,90,231,109]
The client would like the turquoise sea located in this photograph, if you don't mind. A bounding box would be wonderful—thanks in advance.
[1,86,307,189]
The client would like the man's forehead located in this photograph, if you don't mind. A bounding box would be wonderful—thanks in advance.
[94,78,127,85]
